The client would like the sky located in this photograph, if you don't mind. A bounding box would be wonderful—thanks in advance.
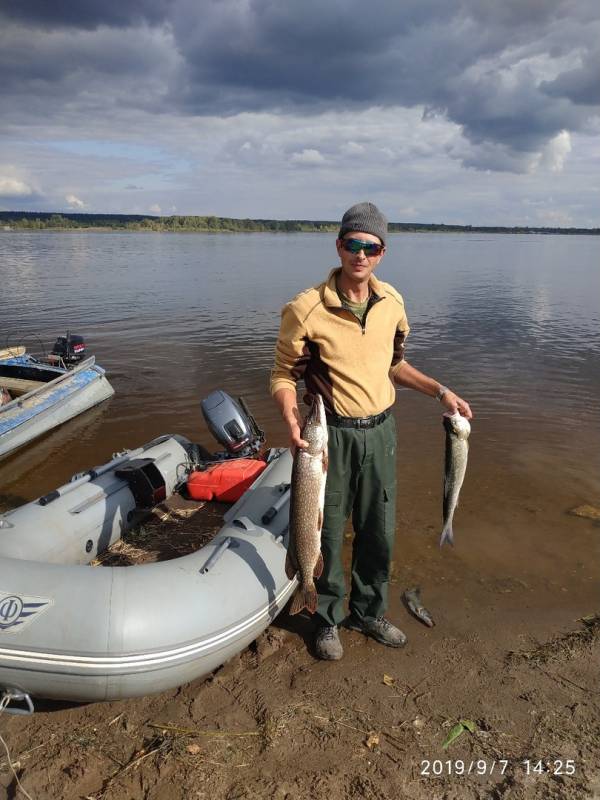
[1,0,599,226]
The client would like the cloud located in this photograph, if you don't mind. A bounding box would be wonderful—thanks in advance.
[340,142,366,157]
[148,203,162,215]
[290,148,326,166]
[535,208,574,227]
[0,176,36,198]
[162,0,600,170]
[0,22,179,125]
[0,1,599,223]
[542,49,600,106]
[1,1,599,171]
[65,193,86,209]
[0,0,171,30]
[540,130,572,172]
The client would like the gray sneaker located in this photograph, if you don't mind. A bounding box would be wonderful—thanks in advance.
[346,616,407,648]
[314,625,344,660]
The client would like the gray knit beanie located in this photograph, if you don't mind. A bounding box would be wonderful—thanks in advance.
[338,201,387,245]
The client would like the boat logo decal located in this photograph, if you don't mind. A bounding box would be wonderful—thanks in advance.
[0,592,53,633]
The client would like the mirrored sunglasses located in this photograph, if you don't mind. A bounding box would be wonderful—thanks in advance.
[341,238,384,257]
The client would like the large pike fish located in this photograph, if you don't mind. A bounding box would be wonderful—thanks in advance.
[440,411,471,547]
[285,394,328,615]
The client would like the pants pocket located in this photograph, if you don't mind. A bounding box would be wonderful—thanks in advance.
[383,483,396,538]
[324,490,342,519]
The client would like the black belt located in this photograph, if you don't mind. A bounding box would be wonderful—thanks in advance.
[325,408,391,429]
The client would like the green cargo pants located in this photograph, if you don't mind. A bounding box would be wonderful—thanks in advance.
[315,413,397,627]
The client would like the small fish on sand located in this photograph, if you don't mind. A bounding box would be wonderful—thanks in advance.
[285,394,328,615]
[440,411,471,547]
[403,587,435,627]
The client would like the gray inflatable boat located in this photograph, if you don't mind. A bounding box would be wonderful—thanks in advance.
[0,395,295,710]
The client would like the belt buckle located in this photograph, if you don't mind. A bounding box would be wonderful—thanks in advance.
[357,417,370,429]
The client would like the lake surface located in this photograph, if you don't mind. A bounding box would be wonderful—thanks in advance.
[1,231,599,605]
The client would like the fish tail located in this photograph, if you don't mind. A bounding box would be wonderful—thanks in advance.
[288,582,318,616]
[439,525,454,548]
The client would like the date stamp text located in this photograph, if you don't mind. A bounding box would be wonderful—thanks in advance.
[420,759,576,777]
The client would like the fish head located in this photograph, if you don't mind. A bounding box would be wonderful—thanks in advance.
[443,411,471,440]
[301,394,328,455]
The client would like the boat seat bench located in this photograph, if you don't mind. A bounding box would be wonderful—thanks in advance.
[0,376,47,396]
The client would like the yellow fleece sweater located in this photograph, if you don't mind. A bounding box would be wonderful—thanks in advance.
[270,268,410,417]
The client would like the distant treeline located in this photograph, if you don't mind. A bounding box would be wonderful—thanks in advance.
[0,212,336,233]
[1,211,598,235]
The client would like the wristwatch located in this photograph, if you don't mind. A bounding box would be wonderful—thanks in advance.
[435,385,449,401]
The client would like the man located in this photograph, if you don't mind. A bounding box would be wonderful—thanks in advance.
[271,202,472,660]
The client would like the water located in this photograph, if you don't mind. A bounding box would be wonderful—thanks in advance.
[1,231,599,599]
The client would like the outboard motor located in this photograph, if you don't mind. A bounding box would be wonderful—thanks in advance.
[49,331,86,366]
[200,390,264,460]
[186,391,268,501]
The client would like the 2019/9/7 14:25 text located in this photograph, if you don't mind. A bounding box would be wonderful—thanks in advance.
[420,759,576,777]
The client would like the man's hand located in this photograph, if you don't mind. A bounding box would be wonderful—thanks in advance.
[285,410,309,455]
[440,390,473,420]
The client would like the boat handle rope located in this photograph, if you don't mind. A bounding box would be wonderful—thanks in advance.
[0,688,34,716]
[0,692,35,800]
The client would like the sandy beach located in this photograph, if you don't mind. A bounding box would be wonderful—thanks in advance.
[1,491,598,800]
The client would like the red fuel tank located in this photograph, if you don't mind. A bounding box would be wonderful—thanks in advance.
[186,459,267,502]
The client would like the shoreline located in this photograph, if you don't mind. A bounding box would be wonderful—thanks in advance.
[2,226,600,236]
[2,212,598,236]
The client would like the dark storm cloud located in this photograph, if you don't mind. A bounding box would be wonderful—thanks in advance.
[1,0,599,172]
[165,0,600,166]
[0,21,176,123]
[170,0,458,110]
[542,50,600,106]
[0,0,171,29]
